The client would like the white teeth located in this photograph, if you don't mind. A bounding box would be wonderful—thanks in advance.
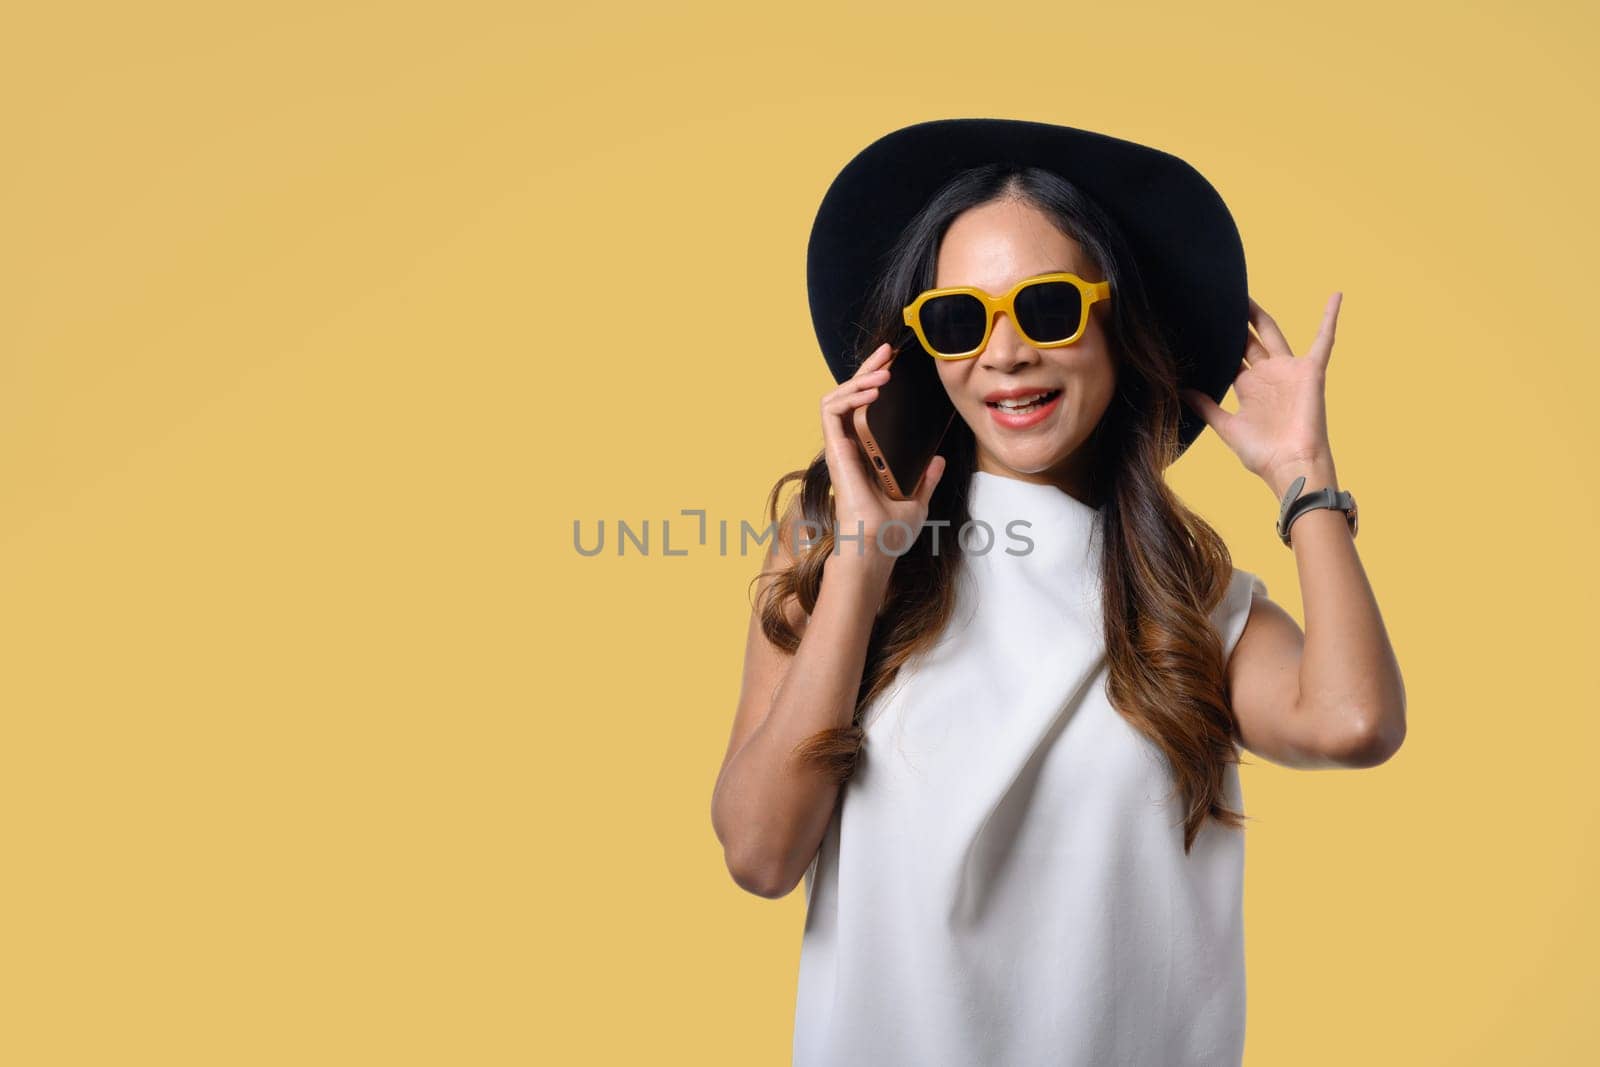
[993,390,1055,410]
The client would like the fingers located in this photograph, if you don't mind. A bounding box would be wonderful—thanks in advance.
[1180,386,1227,430]
[1247,295,1294,358]
[1241,331,1271,368]
[911,454,947,508]
[851,341,895,380]
[1305,292,1342,367]
[821,344,892,496]
[820,397,876,498]
[822,372,889,423]
[826,344,893,414]
[1247,292,1342,367]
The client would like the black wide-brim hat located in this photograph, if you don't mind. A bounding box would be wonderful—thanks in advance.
[805,117,1248,457]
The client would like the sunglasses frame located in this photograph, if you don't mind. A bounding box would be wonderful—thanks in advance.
[901,271,1112,360]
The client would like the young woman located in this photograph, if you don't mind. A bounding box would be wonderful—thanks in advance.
[710,119,1406,1066]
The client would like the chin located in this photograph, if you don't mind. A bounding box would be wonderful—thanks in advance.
[984,440,1076,476]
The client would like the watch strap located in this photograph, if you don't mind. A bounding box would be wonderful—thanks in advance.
[1276,475,1359,546]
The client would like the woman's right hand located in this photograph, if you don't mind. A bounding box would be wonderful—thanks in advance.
[818,342,947,569]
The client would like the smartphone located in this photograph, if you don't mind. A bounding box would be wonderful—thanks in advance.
[851,330,956,501]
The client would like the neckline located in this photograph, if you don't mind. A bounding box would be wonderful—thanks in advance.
[970,469,1105,516]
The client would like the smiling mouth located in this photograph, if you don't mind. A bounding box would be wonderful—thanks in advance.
[986,389,1062,414]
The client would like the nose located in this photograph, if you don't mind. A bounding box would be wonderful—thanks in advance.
[976,311,1040,373]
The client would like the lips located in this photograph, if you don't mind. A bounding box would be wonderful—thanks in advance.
[985,388,1063,430]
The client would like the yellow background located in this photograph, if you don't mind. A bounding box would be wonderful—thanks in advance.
[2,1,1595,1063]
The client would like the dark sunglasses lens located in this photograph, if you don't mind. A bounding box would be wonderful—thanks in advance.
[919,293,988,354]
[1015,281,1083,343]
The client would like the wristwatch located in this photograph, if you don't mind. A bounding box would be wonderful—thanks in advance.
[1276,475,1358,547]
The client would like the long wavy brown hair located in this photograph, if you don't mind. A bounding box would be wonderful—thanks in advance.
[756,164,1248,853]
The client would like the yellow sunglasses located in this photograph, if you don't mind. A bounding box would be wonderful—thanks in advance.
[901,271,1112,360]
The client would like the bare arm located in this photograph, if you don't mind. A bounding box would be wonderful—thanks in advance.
[1185,293,1407,770]
[712,341,945,898]
[1227,452,1407,769]
[711,508,894,899]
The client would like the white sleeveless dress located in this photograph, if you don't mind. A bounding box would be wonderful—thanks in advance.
[792,469,1268,1066]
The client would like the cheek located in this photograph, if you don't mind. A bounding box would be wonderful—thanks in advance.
[1082,349,1117,405]
[934,363,970,403]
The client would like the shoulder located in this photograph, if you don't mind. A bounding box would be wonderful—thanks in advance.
[1210,567,1270,663]
[1220,568,1372,768]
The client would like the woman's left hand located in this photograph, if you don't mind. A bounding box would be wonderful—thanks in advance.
[1181,292,1342,489]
